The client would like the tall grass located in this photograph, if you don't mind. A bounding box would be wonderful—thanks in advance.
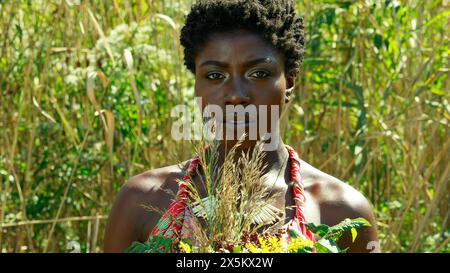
[0,0,448,252]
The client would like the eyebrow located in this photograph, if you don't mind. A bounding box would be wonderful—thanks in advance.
[200,57,275,68]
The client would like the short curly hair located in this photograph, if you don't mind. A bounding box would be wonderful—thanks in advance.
[180,0,305,77]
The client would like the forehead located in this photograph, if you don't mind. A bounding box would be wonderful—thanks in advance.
[194,29,283,65]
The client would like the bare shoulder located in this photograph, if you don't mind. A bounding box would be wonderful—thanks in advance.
[123,161,188,201]
[300,160,380,253]
[300,160,373,217]
[103,160,189,252]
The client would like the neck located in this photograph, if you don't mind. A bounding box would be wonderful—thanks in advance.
[216,137,289,176]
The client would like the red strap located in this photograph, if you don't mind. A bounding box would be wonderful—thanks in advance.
[286,145,315,242]
[149,156,199,238]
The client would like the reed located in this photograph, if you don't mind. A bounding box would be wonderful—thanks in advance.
[0,0,448,253]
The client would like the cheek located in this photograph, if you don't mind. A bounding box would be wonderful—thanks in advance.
[194,83,207,111]
[194,78,210,99]
[255,77,286,105]
[194,80,201,97]
[194,80,221,113]
[195,78,223,100]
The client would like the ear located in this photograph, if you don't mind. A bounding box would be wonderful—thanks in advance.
[285,75,295,103]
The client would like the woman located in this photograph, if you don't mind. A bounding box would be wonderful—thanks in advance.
[104,0,379,253]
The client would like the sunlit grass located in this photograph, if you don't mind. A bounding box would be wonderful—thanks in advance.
[0,0,448,252]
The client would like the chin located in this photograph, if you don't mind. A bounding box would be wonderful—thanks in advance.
[220,138,258,150]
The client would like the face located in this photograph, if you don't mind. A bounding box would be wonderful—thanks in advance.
[194,29,295,148]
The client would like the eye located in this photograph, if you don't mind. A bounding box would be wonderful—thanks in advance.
[248,70,270,79]
[206,72,226,80]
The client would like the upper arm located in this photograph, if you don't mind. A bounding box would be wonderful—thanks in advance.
[337,194,379,253]
[318,182,380,253]
[103,184,148,253]
[103,167,182,253]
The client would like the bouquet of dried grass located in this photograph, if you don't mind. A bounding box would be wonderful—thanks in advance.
[126,136,371,253]
[180,137,287,252]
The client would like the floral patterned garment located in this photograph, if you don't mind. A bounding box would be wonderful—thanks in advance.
[149,145,316,248]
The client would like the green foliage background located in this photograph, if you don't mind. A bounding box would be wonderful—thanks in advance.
[0,0,448,252]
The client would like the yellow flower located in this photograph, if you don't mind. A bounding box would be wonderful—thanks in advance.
[255,236,283,253]
[267,236,282,252]
[287,237,314,252]
[258,237,269,252]
[244,236,285,253]
[179,241,191,253]
[244,242,261,253]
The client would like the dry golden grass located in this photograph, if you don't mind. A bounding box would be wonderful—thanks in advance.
[183,137,285,251]
[0,0,448,252]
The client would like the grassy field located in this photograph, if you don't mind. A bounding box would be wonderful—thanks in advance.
[0,0,448,253]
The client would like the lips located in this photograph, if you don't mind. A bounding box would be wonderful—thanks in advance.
[222,113,257,128]
[224,120,256,129]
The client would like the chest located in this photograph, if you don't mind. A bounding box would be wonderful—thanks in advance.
[257,166,321,226]
[270,180,321,227]
[189,166,323,225]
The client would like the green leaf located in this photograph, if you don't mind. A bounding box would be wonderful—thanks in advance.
[124,235,174,253]
[351,228,357,243]
[324,8,335,25]
[374,33,383,49]
[305,223,330,237]
[289,246,314,253]
[232,245,241,253]
[418,10,450,30]
[15,24,23,40]
[325,218,371,241]
[315,239,341,253]
[124,241,148,253]
[290,226,308,239]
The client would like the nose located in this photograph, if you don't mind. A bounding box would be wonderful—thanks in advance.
[223,77,251,106]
